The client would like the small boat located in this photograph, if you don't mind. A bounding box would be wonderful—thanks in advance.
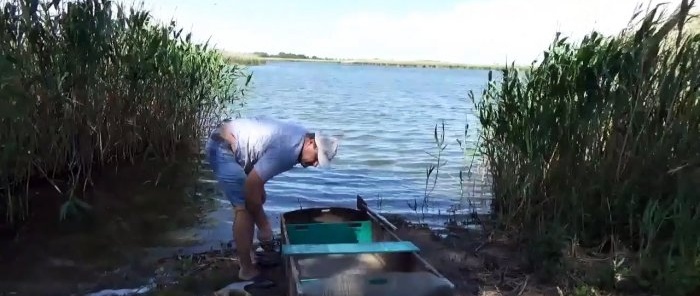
[279,195,455,296]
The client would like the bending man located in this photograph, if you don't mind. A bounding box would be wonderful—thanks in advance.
[205,116,339,280]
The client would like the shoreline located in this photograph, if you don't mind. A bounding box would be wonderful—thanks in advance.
[0,154,662,296]
[221,53,527,70]
[261,57,509,70]
[77,211,646,296]
[0,147,486,296]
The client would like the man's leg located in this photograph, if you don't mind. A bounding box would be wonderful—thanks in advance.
[207,140,259,280]
[232,206,259,279]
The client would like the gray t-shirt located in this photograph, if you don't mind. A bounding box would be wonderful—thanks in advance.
[223,116,308,182]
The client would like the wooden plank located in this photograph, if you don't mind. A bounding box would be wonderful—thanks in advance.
[282,241,419,256]
[298,272,455,296]
[356,195,398,231]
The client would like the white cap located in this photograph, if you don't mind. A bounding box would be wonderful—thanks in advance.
[315,133,339,168]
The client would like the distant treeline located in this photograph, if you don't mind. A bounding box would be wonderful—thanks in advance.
[252,52,331,60]
[222,51,525,70]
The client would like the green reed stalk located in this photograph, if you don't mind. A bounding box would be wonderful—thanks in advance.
[475,1,700,294]
[0,0,248,225]
[220,51,266,66]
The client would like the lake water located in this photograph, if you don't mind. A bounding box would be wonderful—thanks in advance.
[179,61,495,253]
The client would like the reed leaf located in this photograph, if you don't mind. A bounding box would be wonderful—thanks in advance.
[476,1,700,294]
[0,0,248,225]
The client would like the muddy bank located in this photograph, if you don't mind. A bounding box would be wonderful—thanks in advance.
[0,168,650,296]
[139,213,666,296]
[0,152,219,296]
[0,144,476,296]
[80,213,576,296]
[0,153,643,296]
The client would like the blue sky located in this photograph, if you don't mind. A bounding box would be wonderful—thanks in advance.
[128,0,689,65]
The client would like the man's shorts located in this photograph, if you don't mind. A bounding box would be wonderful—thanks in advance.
[205,136,247,207]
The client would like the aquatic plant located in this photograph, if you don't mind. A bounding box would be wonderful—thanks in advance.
[475,1,700,294]
[0,0,249,225]
[413,119,487,228]
[220,51,266,66]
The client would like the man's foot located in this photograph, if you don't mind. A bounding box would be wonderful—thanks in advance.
[255,251,281,268]
[237,268,276,289]
[238,266,260,281]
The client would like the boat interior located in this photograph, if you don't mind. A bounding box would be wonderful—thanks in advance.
[280,205,455,296]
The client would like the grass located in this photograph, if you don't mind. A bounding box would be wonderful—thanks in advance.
[471,1,700,295]
[0,0,249,226]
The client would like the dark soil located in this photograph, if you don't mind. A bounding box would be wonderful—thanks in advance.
[385,216,559,296]
[138,215,565,296]
[142,213,659,296]
[0,153,215,296]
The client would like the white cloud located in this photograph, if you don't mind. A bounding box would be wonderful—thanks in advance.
[301,0,688,65]
[134,0,691,65]
[134,1,262,51]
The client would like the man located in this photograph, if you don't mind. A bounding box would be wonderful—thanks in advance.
[205,116,339,281]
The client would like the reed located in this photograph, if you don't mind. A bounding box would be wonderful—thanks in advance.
[475,1,700,294]
[220,51,266,66]
[0,0,248,225]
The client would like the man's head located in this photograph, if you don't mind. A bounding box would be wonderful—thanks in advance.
[299,132,339,168]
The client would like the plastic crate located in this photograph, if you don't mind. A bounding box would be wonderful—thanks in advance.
[285,220,373,245]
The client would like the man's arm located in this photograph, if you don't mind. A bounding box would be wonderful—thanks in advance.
[243,170,267,224]
[243,153,291,239]
[244,167,277,242]
[244,154,289,208]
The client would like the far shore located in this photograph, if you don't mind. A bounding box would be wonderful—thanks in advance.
[220,52,527,70]
[261,57,516,70]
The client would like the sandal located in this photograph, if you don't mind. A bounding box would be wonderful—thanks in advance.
[257,237,281,253]
[255,251,281,268]
[244,273,276,289]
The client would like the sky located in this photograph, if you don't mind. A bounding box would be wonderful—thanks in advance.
[123,0,691,65]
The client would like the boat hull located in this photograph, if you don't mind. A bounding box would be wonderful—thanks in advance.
[279,195,455,296]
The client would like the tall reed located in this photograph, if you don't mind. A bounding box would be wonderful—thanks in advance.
[220,51,266,66]
[0,0,248,225]
[475,1,700,294]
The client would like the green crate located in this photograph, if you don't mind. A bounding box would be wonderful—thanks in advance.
[285,220,373,244]
[283,241,419,256]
